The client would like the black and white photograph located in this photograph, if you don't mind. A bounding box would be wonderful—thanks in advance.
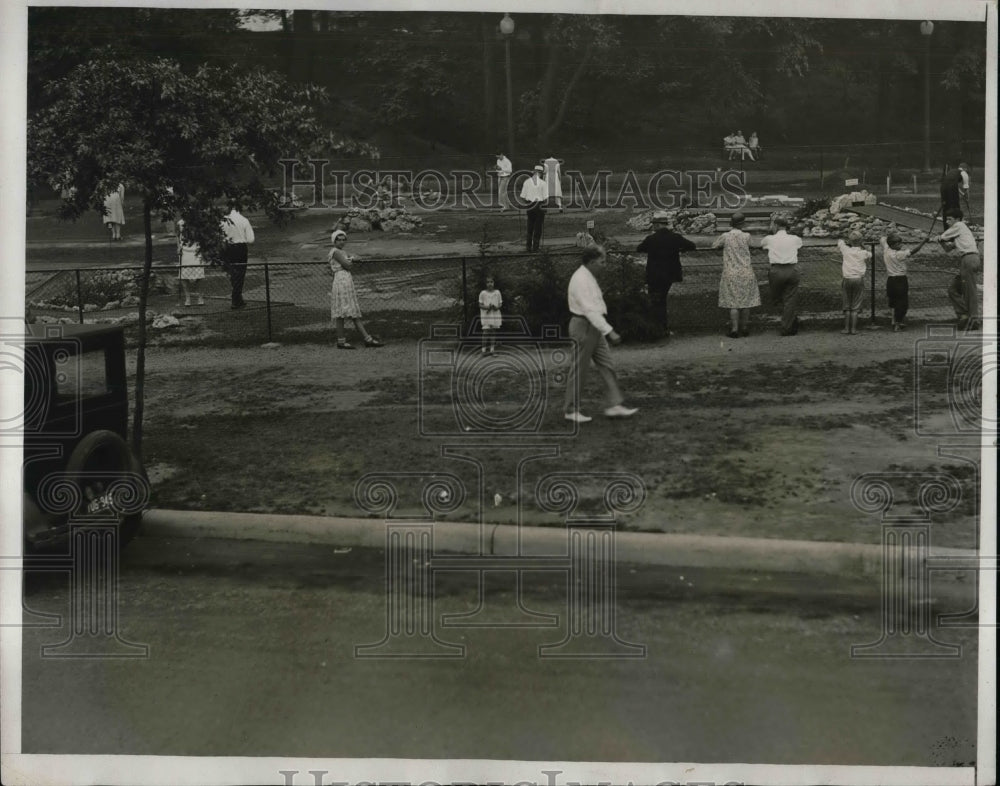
[1,1,995,785]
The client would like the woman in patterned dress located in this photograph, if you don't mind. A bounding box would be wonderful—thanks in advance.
[713,212,761,337]
[328,230,383,349]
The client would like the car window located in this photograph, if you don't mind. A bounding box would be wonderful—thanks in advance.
[55,347,109,400]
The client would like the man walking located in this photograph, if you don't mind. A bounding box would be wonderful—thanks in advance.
[761,215,803,335]
[637,214,696,336]
[520,164,548,252]
[564,245,638,423]
[221,200,255,309]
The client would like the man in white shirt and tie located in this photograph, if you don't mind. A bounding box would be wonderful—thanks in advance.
[520,164,548,252]
[221,199,255,309]
[564,245,638,422]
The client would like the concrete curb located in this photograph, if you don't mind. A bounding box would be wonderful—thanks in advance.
[141,509,977,580]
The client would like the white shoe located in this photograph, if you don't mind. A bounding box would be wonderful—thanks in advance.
[604,405,638,418]
[564,412,593,423]
[197,297,205,306]
[184,300,191,307]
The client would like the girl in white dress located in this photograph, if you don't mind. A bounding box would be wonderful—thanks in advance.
[478,276,502,354]
[328,230,383,349]
[176,219,205,306]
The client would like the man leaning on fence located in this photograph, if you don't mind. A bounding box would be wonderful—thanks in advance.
[762,216,803,336]
[221,200,255,310]
[937,208,982,331]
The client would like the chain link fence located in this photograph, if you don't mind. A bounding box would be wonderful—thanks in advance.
[25,241,969,346]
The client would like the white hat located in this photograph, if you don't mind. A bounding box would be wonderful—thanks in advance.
[331,229,347,243]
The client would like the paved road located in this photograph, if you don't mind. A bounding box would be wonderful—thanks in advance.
[20,535,978,766]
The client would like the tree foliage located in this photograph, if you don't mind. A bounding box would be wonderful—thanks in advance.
[27,57,353,457]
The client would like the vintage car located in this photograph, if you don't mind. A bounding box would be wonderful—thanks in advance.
[21,323,147,550]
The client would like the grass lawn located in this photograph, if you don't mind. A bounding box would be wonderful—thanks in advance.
[135,329,981,550]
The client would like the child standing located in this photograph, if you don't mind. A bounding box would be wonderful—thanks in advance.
[880,230,928,331]
[478,276,502,354]
[837,231,871,335]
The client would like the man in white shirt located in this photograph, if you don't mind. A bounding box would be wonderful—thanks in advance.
[519,165,548,252]
[563,245,638,422]
[937,208,981,329]
[495,153,512,210]
[221,200,255,309]
[958,162,971,214]
[761,216,804,335]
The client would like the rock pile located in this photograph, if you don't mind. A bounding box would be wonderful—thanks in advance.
[336,180,424,233]
[627,208,717,234]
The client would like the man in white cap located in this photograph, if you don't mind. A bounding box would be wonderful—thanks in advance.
[520,164,548,252]
[563,244,638,422]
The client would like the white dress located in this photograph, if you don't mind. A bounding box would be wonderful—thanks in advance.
[176,221,205,280]
[479,289,502,329]
[543,158,563,198]
[329,251,363,319]
[103,184,125,225]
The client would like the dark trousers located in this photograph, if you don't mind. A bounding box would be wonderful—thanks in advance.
[222,243,248,305]
[648,282,674,331]
[886,275,909,324]
[526,204,546,251]
[767,264,800,333]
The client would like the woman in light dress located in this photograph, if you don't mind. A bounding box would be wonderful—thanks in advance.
[176,219,205,306]
[713,212,761,337]
[328,229,383,349]
[103,183,125,240]
[542,155,563,211]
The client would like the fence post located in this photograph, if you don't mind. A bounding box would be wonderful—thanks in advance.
[461,257,469,332]
[264,262,273,343]
[869,242,877,324]
[75,269,84,324]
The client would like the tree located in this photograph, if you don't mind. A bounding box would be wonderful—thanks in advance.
[27,7,243,110]
[27,57,362,460]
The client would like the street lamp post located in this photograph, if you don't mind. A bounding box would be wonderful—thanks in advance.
[500,13,515,156]
[920,20,934,173]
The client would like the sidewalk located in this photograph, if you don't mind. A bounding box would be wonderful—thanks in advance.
[141,508,977,586]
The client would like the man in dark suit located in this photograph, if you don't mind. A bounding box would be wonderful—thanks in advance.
[637,215,696,335]
[940,166,962,213]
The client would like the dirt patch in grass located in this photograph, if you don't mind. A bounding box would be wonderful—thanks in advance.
[133,328,981,550]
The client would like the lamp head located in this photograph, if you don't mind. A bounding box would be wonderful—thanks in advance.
[499,13,515,36]
[920,20,934,36]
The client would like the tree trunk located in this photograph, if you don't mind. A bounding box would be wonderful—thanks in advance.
[292,10,314,84]
[132,201,153,462]
[538,46,592,151]
[536,44,559,150]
